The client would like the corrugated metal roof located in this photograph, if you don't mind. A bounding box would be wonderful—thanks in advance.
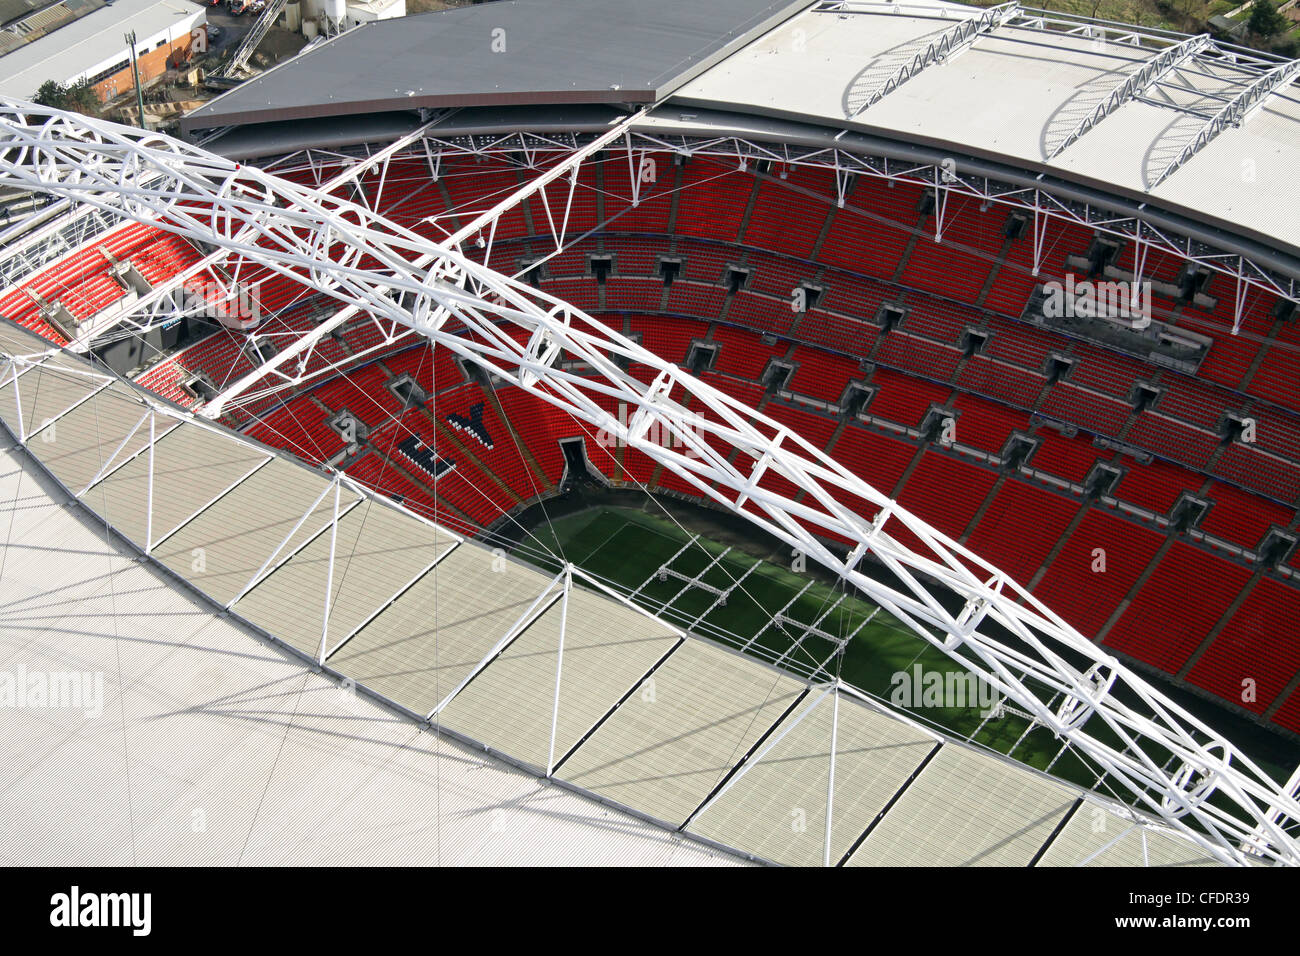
[0,447,746,866]
[669,1,1300,259]
[182,0,809,130]
[0,0,204,99]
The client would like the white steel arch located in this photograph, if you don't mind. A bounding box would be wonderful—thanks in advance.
[1,100,1297,867]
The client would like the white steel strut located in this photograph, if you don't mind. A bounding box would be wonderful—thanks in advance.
[1,100,1297,867]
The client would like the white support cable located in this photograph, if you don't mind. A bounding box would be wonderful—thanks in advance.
[2,102,1297,866]
[546,566,573,777]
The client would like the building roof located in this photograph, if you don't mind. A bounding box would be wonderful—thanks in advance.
[0,438,748,866]
[0,0,204,99]
[184,0,1300,271]
[181,0,808,129]
[0,311,1227,866]
[669,1,1300,259]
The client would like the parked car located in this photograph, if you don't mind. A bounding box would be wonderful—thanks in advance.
[206,25,222,39]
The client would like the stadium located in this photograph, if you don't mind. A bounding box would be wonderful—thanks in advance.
[1,0,1299,868]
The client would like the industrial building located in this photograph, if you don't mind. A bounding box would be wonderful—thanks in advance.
[0,0,205,101]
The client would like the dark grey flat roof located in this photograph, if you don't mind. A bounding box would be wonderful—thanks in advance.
[182,0,809,133]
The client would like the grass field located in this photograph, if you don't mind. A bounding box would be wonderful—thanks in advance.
[512,497,1300,822]
[516,503,1099,787]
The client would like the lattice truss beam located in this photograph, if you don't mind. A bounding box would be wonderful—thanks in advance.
[250,126,1299,340]
[0,339,1288,867]
[845,2,1022,117]
[1,100,1298,867]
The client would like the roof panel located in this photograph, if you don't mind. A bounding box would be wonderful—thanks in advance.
[560,639,804,827]
[151,456,346,606]
[1038,805,1222,867]
[182,0,808,130]
[327,546,557,717]
[846,744,1076,866]
[22,382,154,493]
[81,416,270,548]
[232,499,454,657]
[688,692,935,866]
[438,586,681,772]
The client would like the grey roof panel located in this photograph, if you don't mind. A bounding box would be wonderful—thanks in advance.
[0,361,104,440]
[151,457,346,606]
[560,639,804,827]
[84,424,270,553]
[438,585,682,772]
[182,0,808,131]
[21,382,154,493]
[688,693,936,867]
[846,745,1077,866]
[327,546,558,717]
[233,498,455,658]
[1038,805,1223,867]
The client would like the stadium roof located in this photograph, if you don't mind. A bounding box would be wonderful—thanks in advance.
[183,0,1300,272]
[0,313,1227,866]
[0,439,746,866]
[670,1,1300,259]
[182,0,808,128]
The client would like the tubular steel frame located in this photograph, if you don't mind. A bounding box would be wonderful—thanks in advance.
[1,101,1298,867]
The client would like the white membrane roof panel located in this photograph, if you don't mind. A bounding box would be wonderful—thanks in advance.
[327,548,557,717]
[151,456,348,606]
[846,743,1077,866]
[688,691,937,866]
[1038,805,1223,867]
[233,498,455,658]
[438,585,682,772]
[559,638,805,827]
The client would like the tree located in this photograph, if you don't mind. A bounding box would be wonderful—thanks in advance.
[31,78,99,114]
[1248,0,1287,38]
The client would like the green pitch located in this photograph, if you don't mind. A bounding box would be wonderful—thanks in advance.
[515,504,1096,785]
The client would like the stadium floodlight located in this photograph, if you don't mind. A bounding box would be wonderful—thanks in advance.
[1,99,1297,867]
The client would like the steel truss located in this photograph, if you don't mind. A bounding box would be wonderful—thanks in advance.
[2,101,1298,866]
[0,354,1232,865]
[253,125,1299,338]
[1047,34,1213,158]
[845,2,1022,117]
[1152,58,1300,187]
